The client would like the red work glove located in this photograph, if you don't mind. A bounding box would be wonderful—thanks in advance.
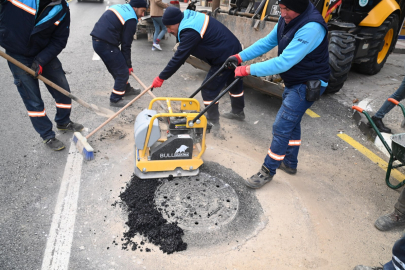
[128,67,133,75]
[235,65,249,77]
[31,61,43,77]
[151,76,164,89]
[224,54,242,69]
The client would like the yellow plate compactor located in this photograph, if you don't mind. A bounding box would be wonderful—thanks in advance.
[134,97,208,179]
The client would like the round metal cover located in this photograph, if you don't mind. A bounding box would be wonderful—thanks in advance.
[154,172,239,231]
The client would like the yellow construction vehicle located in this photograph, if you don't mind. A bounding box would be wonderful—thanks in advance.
[184,0,405,96]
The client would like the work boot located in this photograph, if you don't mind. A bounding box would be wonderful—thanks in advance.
[353,266,383,270]
[44,137,65,151]
[278,162,297,175]
[110,99,132,108]
[244,165,274,189]
[371,116,392,133]
[222,110,245,121]
[124,83,141,97]
[374,209,405,231]
[57,121,84,132]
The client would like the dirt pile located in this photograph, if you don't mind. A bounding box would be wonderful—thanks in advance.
[119,175,187,254]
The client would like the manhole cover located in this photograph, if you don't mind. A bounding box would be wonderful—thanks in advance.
[154,172,239,231]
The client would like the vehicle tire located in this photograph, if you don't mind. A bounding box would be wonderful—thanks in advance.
[325,31,355,94]
[352,14,399,75]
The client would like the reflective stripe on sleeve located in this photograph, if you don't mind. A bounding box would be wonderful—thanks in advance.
[55,103,72,109]
[112,89,125,95]
[27,109,46,117]
[288,140,301,146]
[200,15,209,38]
[268,149,285,161]
[8,0,36,15]
[229,91,244,98]
[109,8,125,25]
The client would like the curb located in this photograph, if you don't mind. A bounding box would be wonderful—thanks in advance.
[352,110,378,140]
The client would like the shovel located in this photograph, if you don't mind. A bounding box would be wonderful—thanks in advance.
[0,50,115,118]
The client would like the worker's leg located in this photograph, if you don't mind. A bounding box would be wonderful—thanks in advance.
[200,66,229,122]
[6,51,55,140]
[92,39,128,102]
[395,188,405,214]
[375,76,405,119]
[283,121,301,170]
[41,57,72,125]
[263,84,325,175]
[383,235,405,270]
[227,72,244,113]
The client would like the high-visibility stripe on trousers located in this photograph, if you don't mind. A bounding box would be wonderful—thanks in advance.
[203,100,219,106]
[55,103,72,109]
[112,89,125,95]
[27,109,46,117]
[288,140,301,146]
[268,149,285,161]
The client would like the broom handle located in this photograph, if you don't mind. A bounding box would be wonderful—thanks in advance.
[130,72,166,110]
[0,50,93,110]
[86,85,153,139]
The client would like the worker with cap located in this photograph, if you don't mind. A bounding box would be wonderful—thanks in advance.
[91,0,147,107]
[225,0,330,188]
[150,6,244,126]
[0,0,84,151]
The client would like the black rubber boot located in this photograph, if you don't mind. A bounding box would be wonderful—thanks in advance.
[371,116,392,133]
[110,99,132,107]
[222,110,245,121]
[124,83,141,97]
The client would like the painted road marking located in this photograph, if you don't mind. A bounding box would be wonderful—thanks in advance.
[306,109,320,118]
[338,133,405,182]
[41,142,83,270]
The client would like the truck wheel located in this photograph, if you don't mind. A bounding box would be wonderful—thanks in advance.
[352,14,399,75]
[326,31,355,94]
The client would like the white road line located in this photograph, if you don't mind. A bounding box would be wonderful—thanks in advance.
[92,52,101,61]
[41,142,83,270]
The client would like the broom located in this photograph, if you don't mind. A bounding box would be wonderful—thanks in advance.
[73,85,153,161]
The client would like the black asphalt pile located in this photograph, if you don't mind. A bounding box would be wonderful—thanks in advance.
[119,175,187,254]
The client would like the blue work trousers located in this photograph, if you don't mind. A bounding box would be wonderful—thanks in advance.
[383,235,405,270]
[152,17,167,43]
[264,83,326,175]
[375,75,405,119]
[92,39,129,102]
[201,65,244,121]
[6,51,72,140]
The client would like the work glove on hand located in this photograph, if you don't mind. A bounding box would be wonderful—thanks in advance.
[224,54,242,69]
[31,61,43,77]
[151,76,164,90]
[128,67,133,75]
[235,65,249,77]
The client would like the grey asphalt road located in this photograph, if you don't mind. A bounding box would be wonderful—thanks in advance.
[1,1,405,269]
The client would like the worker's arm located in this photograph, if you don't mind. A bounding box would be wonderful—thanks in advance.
[35,11,70,67]
[238,22,278,62]
[121,19,138,68]
[159,29,201,80]
[249,22,326,77]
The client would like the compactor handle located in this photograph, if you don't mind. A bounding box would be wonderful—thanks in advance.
[352,106,364,113]
[388,98,399,105]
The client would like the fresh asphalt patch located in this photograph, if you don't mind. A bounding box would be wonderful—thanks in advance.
[116,161,267,254]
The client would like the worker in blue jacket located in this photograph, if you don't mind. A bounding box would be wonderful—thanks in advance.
[91,0,147,107]
[0,0,83,151]
[225,0,330,188]
[150,7,244,125]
